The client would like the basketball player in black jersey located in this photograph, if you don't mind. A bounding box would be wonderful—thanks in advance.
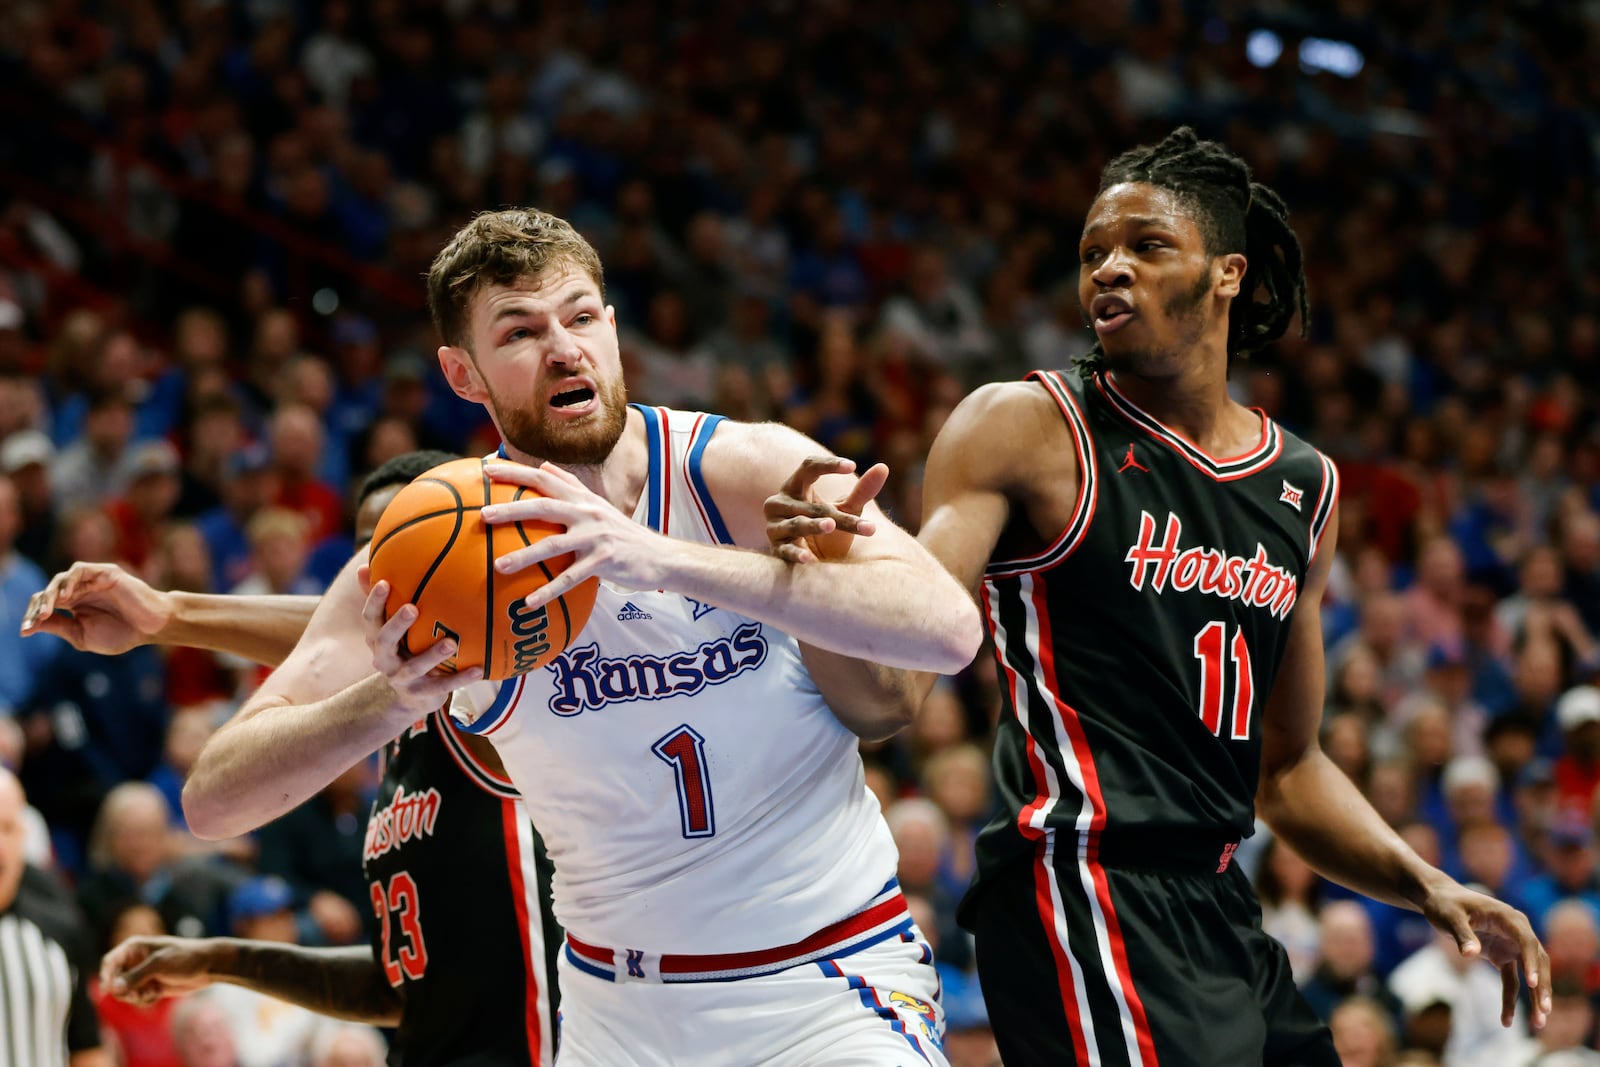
[769,129,1550,1066]
[24,451,562,1066]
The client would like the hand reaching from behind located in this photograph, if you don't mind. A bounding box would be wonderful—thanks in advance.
[20,562,174,654]
[100,936,225,1006]
[764,455,887,564]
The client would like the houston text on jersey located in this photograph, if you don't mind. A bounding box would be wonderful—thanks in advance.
[1123,510,1300,620]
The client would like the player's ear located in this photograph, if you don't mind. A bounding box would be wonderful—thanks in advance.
[1215,253,1247,299]
[439,345,487,402]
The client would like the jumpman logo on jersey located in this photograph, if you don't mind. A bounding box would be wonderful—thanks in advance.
[1118,443,1150,474]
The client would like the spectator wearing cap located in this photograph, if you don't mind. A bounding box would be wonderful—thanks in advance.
[1555,686,1600,815]
[197,876,329,1067]
[193,443,275,593]
[1519,812,1600,936]
[0,471,63,717]
[105,440,183,576]
[2,428,58,569]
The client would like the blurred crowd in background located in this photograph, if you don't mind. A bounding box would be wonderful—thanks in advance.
[0,0,1598,1065]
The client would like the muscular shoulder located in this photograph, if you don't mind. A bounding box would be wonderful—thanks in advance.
[931,379,1078,492]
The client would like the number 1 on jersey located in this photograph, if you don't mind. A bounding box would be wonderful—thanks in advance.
[654,725,716,838]
[1192,621,1254,740]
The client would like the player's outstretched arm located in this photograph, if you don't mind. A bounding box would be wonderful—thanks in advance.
[20,561,319,666]
[101,936,401,1025]
[762,384,1043,737]
[183,553,459,840]
[1256,504,1551,1030]
[482,422,983,674]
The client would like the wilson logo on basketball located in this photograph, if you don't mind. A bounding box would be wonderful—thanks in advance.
[507,599,553,675]
[363,785,443,862]
[545,623,769,717]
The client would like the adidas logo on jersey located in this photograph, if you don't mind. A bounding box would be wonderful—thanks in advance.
[617,601,653,621]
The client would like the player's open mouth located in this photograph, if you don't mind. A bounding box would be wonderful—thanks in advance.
[550,385,596,410]
[1091,294,1135,335]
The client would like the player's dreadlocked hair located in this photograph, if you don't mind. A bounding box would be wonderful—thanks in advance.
[1076,127,1308,377]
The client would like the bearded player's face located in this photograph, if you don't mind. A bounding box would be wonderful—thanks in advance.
[445,263,628,467]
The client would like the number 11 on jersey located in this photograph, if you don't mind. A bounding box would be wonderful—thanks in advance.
[654,724,716,838]
[1192,621,1254,740]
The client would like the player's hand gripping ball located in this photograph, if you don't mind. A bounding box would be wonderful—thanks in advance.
[367,457,598,680]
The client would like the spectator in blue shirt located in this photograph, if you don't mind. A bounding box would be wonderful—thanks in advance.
[1518,812,1600,936]
[0,473,63,716]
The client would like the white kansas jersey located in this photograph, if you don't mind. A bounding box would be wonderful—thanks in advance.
[452,405,897,955]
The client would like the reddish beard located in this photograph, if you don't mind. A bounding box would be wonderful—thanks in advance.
[493,374,629,466]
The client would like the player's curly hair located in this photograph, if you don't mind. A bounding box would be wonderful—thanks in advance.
[1076,127,1309,376]
[426,209,605,352]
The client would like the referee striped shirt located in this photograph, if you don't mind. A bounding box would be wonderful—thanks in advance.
[0,867,100,1067]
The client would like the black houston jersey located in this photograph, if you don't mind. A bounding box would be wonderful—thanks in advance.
[973,369,1338,880]
[364,710,560,1066]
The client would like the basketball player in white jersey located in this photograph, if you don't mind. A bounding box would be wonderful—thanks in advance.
[179,209,982,1066]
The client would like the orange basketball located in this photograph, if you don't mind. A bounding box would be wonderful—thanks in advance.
[367,457,598,681]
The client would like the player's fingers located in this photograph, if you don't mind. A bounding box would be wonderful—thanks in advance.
[1524,926,1551,1022]
[494,534,581,575]
[840,463,890,516]
[1442,906,1479,959]
[781,455,855,499]
[481,498,571,526]
[394,634,458,682]
[361,580,392,631]
[20,588,52,633]
[357,563,373,595]
[374,603,419,654]
[520,562,595,611]
[100,941,146,990]
[485,461,578,499]
[1500,961,1518,1027]
[775,543,818,565]
[768,515,836,543]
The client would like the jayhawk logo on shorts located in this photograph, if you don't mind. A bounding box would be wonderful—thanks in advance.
[889,991,941,1045]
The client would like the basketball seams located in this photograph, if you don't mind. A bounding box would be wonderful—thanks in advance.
[372,458,594,680]
[397,480,466,659]
[481,460,497,680]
